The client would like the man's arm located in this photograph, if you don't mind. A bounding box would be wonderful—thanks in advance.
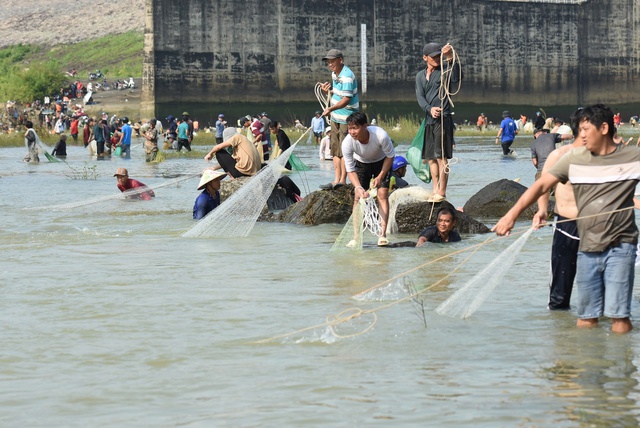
[322,96,350,118]
[373,156,394,189]
[415,73,432,115]
[531,148,565,229]
[492,172,560,235]
[204,140,232,161]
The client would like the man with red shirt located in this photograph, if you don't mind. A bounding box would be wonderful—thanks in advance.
[114,168,155,200]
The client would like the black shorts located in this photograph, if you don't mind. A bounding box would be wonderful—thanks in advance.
[314,132,323,139]
[354,158,390,190]
[422,115,454,160]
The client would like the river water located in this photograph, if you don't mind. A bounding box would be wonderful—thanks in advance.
[2,135,640,427]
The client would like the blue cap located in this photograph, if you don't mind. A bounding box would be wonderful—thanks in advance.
[392,155,408,171]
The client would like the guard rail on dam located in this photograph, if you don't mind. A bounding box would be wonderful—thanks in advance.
[141,0,639,117]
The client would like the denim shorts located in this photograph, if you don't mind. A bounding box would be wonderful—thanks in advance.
[575,242,636,319]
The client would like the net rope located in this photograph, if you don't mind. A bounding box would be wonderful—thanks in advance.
[182,128,311,238]
[27,172,200,211]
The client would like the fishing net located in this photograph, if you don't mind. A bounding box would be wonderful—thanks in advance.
[29,173,199,211]
[289,153,310,171]
[330,192,384,251]
[182,144,297,238]
[405,119,431,183]
[27,129,59,163]
[386,186,433,235]
[361,196,382,236]
[435,228,533,319]
[330,203,364,251]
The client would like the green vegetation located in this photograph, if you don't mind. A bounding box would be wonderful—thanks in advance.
[0,32,143,103]
[44,32,144,77]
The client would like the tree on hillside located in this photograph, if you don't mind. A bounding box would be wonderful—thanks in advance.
[1,63,67,103]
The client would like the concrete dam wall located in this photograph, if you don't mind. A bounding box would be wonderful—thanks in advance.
[141,0,640,116]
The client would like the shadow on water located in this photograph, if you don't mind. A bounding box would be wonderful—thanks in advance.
[541,326,640,426]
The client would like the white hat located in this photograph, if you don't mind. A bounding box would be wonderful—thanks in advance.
[325,126,331,134]
[197,169,226,190]
[222,127,238,142]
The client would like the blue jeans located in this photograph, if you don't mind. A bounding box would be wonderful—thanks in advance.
[576,242,636,319]
[121,144,131,158]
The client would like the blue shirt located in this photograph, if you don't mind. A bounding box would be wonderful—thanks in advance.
[215,120,225,138]
[121,123,132,145]
[193,190,220,219]
[311,116,325,134]
[500,118,517,143]
[330,65,359,124]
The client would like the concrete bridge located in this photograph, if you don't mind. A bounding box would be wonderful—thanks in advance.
[141,0,640,117]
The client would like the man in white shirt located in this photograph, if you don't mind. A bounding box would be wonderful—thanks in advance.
[342,112,395,246]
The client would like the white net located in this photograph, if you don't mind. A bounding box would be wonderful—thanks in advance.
[435,228,533,319]
[386,186,433,235]
[361,196,382,236]
[27,173,199,211]
[330,203,364,251]
[182,143,298,238]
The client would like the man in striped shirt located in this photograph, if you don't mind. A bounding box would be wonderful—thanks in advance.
[319,48,359,190]
[493,104,640,334]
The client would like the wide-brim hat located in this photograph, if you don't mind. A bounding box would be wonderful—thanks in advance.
[182,111,190,116]
[197,169,226,190]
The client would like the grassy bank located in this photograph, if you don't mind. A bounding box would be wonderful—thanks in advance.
[0,32,143,103]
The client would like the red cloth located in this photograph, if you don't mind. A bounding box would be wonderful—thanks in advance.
[117,178,155,200]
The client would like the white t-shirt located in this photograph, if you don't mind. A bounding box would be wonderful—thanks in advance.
[342,126,395,172]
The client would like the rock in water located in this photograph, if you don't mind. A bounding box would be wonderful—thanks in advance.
[462,178,553,220]
[395,200,490,234]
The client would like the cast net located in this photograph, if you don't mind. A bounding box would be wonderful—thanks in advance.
[435,227,533,319]
[28,173,199,211]
[330,203,364,251]
[182,137,306,238]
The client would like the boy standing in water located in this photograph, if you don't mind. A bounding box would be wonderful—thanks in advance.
[494,104,640,333]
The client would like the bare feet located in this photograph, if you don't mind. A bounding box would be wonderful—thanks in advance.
[576,318,598,329]
[611,318,633,334]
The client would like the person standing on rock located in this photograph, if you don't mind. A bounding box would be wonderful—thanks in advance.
[416,42,462,203]
[319,48,359,190]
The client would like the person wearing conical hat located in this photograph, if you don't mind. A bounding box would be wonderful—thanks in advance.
[193,169,226,219]
[114,168,155,200]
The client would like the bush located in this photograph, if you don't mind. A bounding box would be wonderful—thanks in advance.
[0,61,67,103]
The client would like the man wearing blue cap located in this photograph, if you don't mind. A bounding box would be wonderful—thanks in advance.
[215,114,226,144]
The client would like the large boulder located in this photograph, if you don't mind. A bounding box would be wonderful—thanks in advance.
[395,200,490,234]
[219,176,294,219]
[276,185,354,225]
[463,178,553,220]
